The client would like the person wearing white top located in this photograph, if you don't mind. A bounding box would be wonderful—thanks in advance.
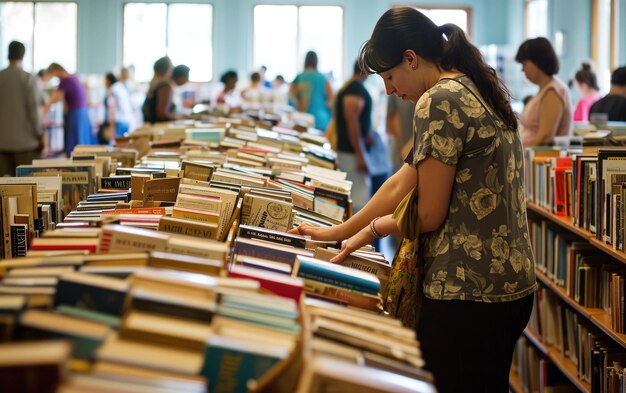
[105,72,135,138]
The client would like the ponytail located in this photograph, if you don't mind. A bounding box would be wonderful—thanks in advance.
[439,23,517,130]
[360,7,517,131]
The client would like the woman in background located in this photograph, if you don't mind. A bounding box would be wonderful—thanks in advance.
[46,63,94,156]
[216,70,242,108]
[290,51,333,130]
[570,62,602,122]
[142,56,178,124]
[105,72,135,138]
[515,38,572,146]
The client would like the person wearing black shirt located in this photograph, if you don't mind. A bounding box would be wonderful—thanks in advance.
[590,66,626,122]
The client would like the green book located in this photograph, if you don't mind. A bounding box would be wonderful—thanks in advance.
[201,335,288,393]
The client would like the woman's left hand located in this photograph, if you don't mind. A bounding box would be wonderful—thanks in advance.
[330,225,375,263]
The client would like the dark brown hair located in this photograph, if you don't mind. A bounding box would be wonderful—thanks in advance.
[359,7,517,130]
[304,51,318,70]
[573,62,599,90]
[611,66,626,86]
[8,41,25,61]
[515,37,559,76]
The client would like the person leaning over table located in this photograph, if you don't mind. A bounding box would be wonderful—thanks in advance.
[290,7,536,393]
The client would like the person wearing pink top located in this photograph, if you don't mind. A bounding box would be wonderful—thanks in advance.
[515,37,572,147]
[570,62,602,122]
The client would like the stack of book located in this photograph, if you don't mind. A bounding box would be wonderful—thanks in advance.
[0,116,435,393]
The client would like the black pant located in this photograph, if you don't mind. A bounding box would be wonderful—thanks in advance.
[417,293,534,393]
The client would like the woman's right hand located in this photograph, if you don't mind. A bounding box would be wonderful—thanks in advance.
[288,222,346,242]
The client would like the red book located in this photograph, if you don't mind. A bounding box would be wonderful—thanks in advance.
[551,157,572,216]
[227,264,304,302]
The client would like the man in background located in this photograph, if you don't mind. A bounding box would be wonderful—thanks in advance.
[590,66,626,122]
[0,41,42,176]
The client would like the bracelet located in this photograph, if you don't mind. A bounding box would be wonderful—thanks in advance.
[369,217,384,239]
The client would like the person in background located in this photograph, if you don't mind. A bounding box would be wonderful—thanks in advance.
[292,7,535,392]
[258,65,272,89]
[242,72,270,105]
[119,65,143,128]
[271,75,289,106]
[172,64,192,114]
[104,72,135,139]
[142,56,179,124]
[569,62,601,122]
[46,62,93,156]
[515,37,572,146]
[386,94,415,173]
[335,60,389,248]
[0,41,42,175]
[290,51,333,130]
[589,66,626,122]
[216,70,242,108]
[172,64,190,87]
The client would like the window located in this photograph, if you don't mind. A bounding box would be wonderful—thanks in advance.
[253,5,343,82]
[0,2,77,73]
[413,6,471,36]
[525,0,548,38]
[123,3,213,82]
[592,0,620,91]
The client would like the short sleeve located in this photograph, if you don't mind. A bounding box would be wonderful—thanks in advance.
[413,90,468,167]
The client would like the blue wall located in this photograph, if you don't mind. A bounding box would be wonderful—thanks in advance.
[41,0,521,78]
[2,0,621,96]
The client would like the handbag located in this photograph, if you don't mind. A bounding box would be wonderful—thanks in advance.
[383,172,423,330]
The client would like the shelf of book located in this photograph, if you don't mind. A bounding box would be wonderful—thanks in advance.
[523,328,591,393]
[535,269,626,349]
[526,202,592,240]
[527,202,626,266]
[508,369,523,393]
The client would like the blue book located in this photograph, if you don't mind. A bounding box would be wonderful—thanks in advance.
[294,256,380,295]
[201,335,288,393]
[54,272,128,316]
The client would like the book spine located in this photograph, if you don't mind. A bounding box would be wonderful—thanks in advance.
[10,224,28,257]
[313,187,349,208]
[296,269,378,295]
[302,280,380,310]
[238,226,306,248]
[101,177,132,189]
[232,241,298,266]
[158,219,218,240]
[54,280,126,316]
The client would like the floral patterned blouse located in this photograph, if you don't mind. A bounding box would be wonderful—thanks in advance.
[406,75,537,302]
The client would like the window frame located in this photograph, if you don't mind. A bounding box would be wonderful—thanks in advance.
[0,1,79,73]
[524,0,548,39]
[121,1,214,82]
[591,0,620,71]
[394,4,473,38]
[251,3,345,82]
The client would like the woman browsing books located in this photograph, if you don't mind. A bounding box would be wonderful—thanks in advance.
[290,7,536,393]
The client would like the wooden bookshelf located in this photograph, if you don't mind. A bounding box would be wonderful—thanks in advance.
[534,269,626,348]
[526,202,592,240]
[508,369,523,393]
[523,329,591,393]
[527,202,626,266]
[525,200,626,391]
